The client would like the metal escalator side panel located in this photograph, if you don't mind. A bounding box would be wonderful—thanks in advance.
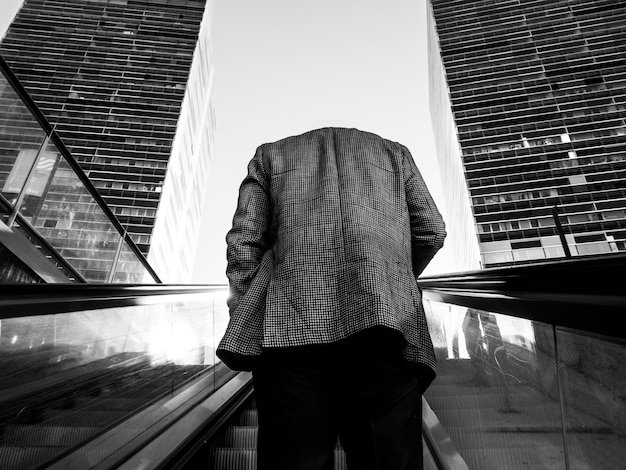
[422,396,470,470]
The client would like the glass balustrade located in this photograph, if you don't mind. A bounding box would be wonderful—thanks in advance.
[0,287,232,470]
[0,56,158,283]
[423,298,626,470]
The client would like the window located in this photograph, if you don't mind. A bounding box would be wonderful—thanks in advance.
[511,239,542,249]
[574,234,606,243]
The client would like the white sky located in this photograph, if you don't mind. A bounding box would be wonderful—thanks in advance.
[0,0,455,284]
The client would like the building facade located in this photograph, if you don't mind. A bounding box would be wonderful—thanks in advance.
[427,5,482,272]
[0,0,215,282]
[428,0,626,267]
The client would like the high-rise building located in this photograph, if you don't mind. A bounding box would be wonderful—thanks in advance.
[428,0,626,268]
[0,0,215,282]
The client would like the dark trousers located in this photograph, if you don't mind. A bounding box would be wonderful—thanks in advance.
[252,327,424,470]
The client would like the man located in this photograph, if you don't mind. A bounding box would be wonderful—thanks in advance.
[218,127,446,470]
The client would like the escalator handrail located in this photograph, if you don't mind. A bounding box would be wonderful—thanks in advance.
[113,371,253,470]
[2,253,624,336]
[422,397,470,470]
[419,253,626,339]
[0,283,229,319]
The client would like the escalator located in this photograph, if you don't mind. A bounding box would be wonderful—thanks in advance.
[1,253,625,469]
[206,396,261,469]
[0,352,207,469]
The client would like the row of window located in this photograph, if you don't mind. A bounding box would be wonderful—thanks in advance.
[463,127,626,156]
[452,81,625,113]
[451,71,626,103]
[459,104,623,134]
[4,47,194,70]
[59,106,180,122]
[434,0,624,33]
[60,131,173,148]
[467,149,626,170]
[86,148,171,161]
[469,178,626,203]
[478,208,626,234]
[57,120,176,135]
[474,188,559,205]
[94,180,162,193]
[467,149,626,175]
[56,100,180,117]
[461,120,625,145]
[18,3,205,22]
[463,133,570,155]
[455,97,625,129]
[441,20,626,57]
[86,166,165,180]
[479,217,554,233]
[113,206,156,217]
[130,233,151,245]
[446,52,625,85]
[3,35,199,58]
[482,241,625,266]
[469,168,626,192]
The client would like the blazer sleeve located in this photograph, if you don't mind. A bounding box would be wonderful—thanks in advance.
[226,145,273,314]
[401,145,447,277]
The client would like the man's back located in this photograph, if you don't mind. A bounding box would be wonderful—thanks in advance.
[222,127,446,374]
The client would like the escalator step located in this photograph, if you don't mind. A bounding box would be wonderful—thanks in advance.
[210,448,256,469]
[235,409,258,426]
[209,448,347,470]
[219,428,344,451]
[222,426,257,448]
[209,396,350,470]
[335,450,347,469]
[1,425,98,446]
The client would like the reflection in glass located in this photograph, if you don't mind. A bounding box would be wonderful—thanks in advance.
[557,328,626,470]
[0,76,47,203]
[423,300,626,470]
[0,289,231,469]
[22,151,122,282]
[112,242,155,284]
[424,300,565,470]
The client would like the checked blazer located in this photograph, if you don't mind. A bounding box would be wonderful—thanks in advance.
[217,127,446,378]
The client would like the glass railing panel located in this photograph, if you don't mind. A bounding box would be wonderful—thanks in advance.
[0,75,47,204]
[111,242,156,284]
[0,58,159,283]
[0,288,232,470]
[14,144,62,225]
[22,146,122,283]
[556,327,626,470]
[423,299,567,470]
